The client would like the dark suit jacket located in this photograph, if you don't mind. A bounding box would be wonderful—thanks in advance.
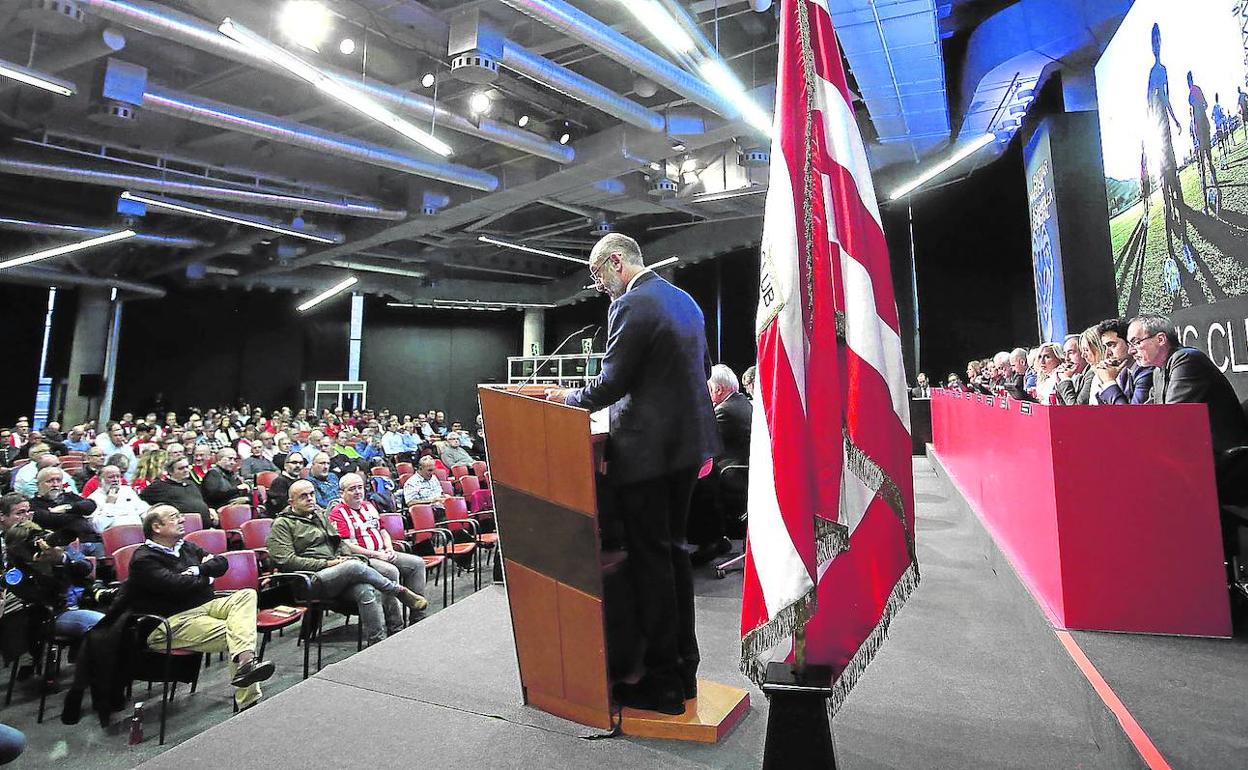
[1055,368,1094,405]
[1151,347,1248,454]
[713,391,751,470]
[1097,364,1154,405]
[565,271,721,485]
[1004,372,1033,402]
[909,386,931,399]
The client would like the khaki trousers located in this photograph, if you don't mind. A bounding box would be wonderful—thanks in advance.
[147,589,261,705]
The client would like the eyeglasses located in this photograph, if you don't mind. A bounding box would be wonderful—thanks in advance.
[1127,335,1157,348]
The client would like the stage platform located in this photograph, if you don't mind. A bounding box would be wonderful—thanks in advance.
[133,456,1244,769]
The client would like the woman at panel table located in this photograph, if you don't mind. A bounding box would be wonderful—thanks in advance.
[1033,343,1064,404]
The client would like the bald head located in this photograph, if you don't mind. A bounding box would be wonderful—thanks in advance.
[288,479,317,515]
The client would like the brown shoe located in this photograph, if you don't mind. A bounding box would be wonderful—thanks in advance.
[396,588,429,613]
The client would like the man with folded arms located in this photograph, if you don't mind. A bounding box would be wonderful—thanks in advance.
[267,480,425,645]
[127,505,275,712]
[329,473,427,617]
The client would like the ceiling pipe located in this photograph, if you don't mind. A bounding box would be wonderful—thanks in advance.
[499,41,665,132]
[0,155,408,219]
[75,0,574,164]
[0,216,208,248]
[143,85,499,192]
[324,260,427,278]
[0,27,126,96]
[495,0,737,119]
[0,267,166,297]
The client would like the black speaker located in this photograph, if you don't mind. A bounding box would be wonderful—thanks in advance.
[78,374,104,398]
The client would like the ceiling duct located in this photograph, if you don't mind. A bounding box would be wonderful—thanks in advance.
[140,84,499,192]
[19,0,86,34]
[495,0,738,119]
[449,9,664,132]
[0,216,207,248]
[0,155,408,219]
[648,177,679,198]
[0,26,125,97]
[76,0,574,163]
[0,265,165,297]
[738,147,770,167]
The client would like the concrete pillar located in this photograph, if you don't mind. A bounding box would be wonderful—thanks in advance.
[522,308,546,357]
[63,288,112,426]
[348,292,363,381]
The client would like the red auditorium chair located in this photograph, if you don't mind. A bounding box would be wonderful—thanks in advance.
[443,497,481,592]
[396,462,414,477]
[370,466,392,478]
[102,524,145,557]
[451,464,470,481]
[380,513,448,608]
[459,475,481,498]
[212,550,305,662]
[181,513,204,534]
[219,504,253,547]
[241,518,274,563]
[472,460,487,479]
[255,471,278,489]
[440,480,454,496]
[433,467,449,482]
[406,505,455,604]
[111,543,142,583]
[186,529,228,555]
[398,472,413,488]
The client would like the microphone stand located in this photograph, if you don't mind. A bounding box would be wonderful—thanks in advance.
[516,323,598,392]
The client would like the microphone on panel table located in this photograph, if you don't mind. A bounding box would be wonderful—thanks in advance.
[517,323,599,391]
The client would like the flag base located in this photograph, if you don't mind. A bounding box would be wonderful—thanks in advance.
[760,661,838,769]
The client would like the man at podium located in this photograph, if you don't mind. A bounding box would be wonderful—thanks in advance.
[546,233,721,715]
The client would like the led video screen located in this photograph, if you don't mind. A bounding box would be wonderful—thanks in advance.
[1095,0,1248,316]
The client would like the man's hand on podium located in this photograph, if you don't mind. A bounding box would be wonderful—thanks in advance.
[544,388,571,403]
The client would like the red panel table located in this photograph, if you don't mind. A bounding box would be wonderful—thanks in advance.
[930,389,1230,637]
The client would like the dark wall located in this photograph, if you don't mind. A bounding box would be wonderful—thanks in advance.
[0,283,51,425]
[360,301,520,422]
[884,137,1038,384]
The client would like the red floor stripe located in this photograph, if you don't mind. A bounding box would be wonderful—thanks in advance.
[1053,630,1172,770]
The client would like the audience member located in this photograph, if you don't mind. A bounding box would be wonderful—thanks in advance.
[94,424,136,479]
[63,426,91,453]
[1055,333,1094,405]
[402,456,448,516]
[265,454,305,517]
[201,448,252,510]
[1033,343,1063,403]
[140,456,215,524]
[438,432,474,470]
[691,365,751,565]
[15,449,78,498]
[131,449,167,494]
[126,505,274,712]
[239,449,278,484]
[29,467,100,555]
[267,480,425,644]
[328,473,427,613]
[86,465,146,531]
[308,452,340,509]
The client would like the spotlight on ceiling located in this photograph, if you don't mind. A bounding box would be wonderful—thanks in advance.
[421,72,435,88]
[279,0,333,52]
[338,37,355,55]
[518,114,529,127]
[469,91,491,115]
[559,133,570,145]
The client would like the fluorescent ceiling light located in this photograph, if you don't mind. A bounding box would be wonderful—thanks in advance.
[0,229,135,271]
[699,60,771,135]
[623,0,695,54]
[279,1,333,51]
[297,275,358,312]
[649,256,679,270]
[690,185,767,203]
[219,18,453,157]
[888,133,995,200]
[0,59,75,97]
[477,235,588,265]
[120,191,338,244]
[387,300,555,310]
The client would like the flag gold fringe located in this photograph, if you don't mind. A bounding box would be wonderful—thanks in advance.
[827,560,920,716]
[740,518,848,686]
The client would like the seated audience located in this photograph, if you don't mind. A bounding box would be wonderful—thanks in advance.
[1055,333,1094,405]
[30,467,101,555]
[267,480,425,644]
[309,452,340,509]
[201,448,251,510]
[691,365,751,565]
[265,454,305,517]
[63,426,91,453]
[240,450,278,484]
[1033,343,1063,403]
[140,456,215,524]
[438,432,474,470]
[16,451,79,498]
[126,505,275,712]
[402,455,448,516]
[131,449,166,494]
[0,492,103,640]
[328,473,427,613]
[86,465,147,531]
[1094,318,1154,405]
[94,424,136,479]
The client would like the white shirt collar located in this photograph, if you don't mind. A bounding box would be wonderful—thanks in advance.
[625,267,653,294]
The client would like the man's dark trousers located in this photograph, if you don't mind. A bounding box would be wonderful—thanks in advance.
[616,464,700,690]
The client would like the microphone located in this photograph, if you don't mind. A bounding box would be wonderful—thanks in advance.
[517,323,599,391]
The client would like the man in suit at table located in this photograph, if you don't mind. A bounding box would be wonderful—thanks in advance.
[690,364,752,565]
[910,373,932,399]
[545,233,721,716]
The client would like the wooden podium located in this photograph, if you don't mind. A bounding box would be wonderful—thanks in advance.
[478,384,749,743]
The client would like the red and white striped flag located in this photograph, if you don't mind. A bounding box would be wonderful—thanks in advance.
[740,0,919,714]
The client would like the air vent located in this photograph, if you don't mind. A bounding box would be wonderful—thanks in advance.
[87,100,137,126]
[18,0,85,34]
[590,218,613,234]
[647,177,678,199]
[449,52,499,84]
